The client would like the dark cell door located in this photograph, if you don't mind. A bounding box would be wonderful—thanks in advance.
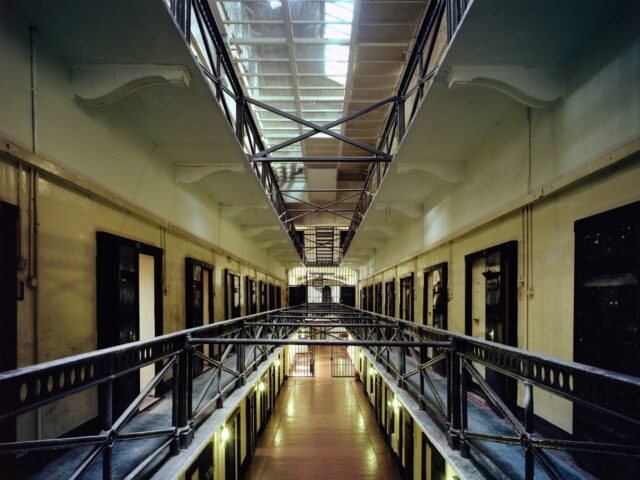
[385,280,396,317]
[275,286,282,309]
[97,232,163,418]
[375,283,383,313]
[403,414,414,480]
[0,201,18,469]
[321,285,332,303]
[245,392,257,463]
[245,277,257,315]
[289,285,307,306]
[367,285,374,311]
[259,281,268,312]
[424,263,448,375]
[224,270,241,319]
[399,274,414,321]
[340,286,355,306]
[574,201,640,478]
[186,258,213,376]
[224,410,240,480]
[268,283,276,310]
[465,241,517,412]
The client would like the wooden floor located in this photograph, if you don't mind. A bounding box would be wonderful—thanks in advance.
[244,347,400,480]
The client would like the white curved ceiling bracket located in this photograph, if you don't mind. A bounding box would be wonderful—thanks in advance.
[72,64,191,106]
[447,65,563,108]
[175,164,246,184]
[397,162,466,184]
[220,203,268,218]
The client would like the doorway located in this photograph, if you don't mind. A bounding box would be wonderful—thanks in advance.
[374,282,383,314]
[224,409,241,480]
[573,201,640,478]
[259,281,268,312]
[186,258,213,375]
[224,269,241,319]
[385,279,396,317]
[245,277,257,315]
[399,274,414,321]
[96,232,163,417]
[289,285,307,306]
[464,241,518,412]
[424,263,448,375]
[339,286,356,306]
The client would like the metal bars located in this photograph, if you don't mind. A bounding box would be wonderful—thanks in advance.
[1,305,640,479]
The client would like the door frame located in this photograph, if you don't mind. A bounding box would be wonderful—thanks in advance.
[423,262,448,329]
[97,231,164,347]
[185,257,214,329]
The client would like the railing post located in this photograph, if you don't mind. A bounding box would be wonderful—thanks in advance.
[524,382,534,480]
[419,344,427,410]
[460,361,470,458]
[99,376,113,480]
[447,339,461,450]
[177,336,193,448]
[237,321,246,386]
[398,343,407,389]
[171,355,180,455]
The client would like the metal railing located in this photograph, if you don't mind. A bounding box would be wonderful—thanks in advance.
[0,308,295,479]
[1,304,639,478]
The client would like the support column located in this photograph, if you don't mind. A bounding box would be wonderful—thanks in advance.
[524,382,534,480]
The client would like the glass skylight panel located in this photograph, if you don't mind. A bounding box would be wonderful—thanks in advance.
[216,0,356,155]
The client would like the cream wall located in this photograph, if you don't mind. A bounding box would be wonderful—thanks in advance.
[357,8,640,433]
[0,4,288,440]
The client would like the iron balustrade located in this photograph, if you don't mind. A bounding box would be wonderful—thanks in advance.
[1,304,640,479]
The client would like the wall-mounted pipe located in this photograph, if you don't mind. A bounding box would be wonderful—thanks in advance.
[28,24,42,441]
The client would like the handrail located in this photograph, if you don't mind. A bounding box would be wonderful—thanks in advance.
[1,304,639,479]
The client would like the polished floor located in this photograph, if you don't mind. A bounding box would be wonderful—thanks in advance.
[244,347,400,480]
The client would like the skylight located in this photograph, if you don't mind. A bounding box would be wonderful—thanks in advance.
[215,0,356,161]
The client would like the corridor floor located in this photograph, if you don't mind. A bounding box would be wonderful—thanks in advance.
[244,347,400,480]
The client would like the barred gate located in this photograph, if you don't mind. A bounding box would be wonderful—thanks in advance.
[288,344,314,377]
[331,345,355,377]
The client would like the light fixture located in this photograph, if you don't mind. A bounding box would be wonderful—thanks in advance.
[259,381,265,392]
[275,358,280,367]
[359,352,363,359]
[221,426,230,441]
[392,397,400,410]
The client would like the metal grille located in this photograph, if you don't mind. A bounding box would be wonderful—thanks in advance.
[288,344,314,376]
[331,345,355,377]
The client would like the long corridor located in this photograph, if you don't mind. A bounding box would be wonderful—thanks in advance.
[244,347,400,480]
